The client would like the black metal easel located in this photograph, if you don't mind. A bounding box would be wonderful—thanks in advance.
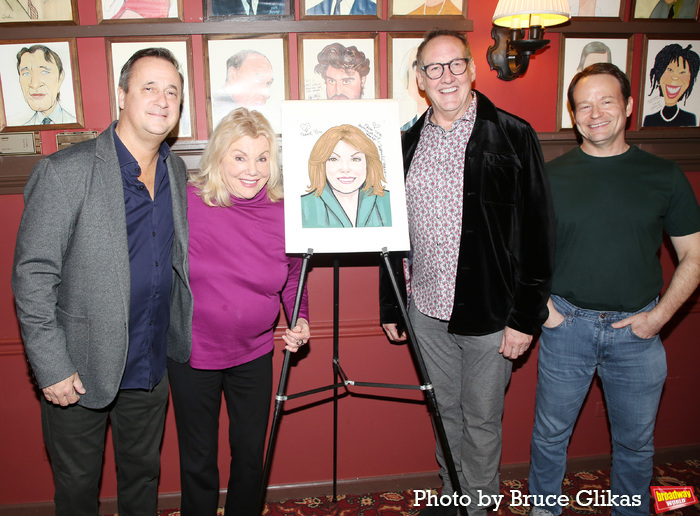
[258,248,466,516]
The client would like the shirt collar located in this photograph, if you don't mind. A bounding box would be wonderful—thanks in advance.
[113,126,170,173]
[424,91,477,132]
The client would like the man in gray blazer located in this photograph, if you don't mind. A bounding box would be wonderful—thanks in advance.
[12,48,192,516]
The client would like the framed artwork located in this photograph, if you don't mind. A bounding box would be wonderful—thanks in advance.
[0,39,83,132]
[557,35,633,130]
[205,0,291,18]
[281,99,409,254]
[204,34,289,135]
[302,0,379,18]
[389,0,465,17]
[0,0,77,24]
[106,37,196,139]
[632,0,699,19]
[388,33,430,131]
[97,0,184,22]
[639,37,700,129]
[298,34,379,101]
[566,0,623,18]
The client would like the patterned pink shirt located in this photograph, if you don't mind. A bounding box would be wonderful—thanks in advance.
[406,94,477,320]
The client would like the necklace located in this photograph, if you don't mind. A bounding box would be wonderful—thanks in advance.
[660,104,680,122]
[424,0,446,15]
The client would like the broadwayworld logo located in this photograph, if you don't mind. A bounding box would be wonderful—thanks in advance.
[651,486,698,514]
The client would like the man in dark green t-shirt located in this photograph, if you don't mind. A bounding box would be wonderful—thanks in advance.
[528,63,700,516]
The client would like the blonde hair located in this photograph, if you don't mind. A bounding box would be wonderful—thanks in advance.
[306,124,386,197]
[190,108,282,207]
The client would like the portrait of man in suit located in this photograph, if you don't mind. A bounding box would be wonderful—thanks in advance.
[12,47,193,515]
[16,44,76,126]
[305,0,376,15]
[211,0,287,16]
[314,42,371,100]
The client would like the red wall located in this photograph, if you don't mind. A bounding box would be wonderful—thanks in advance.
[1,0,699,507]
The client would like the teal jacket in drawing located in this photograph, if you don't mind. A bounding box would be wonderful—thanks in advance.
[301,186,392,228]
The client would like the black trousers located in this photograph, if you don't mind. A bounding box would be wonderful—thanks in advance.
[41,373,169,516]
[168,352,272,516]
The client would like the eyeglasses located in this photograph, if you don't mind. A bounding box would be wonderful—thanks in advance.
[420,57,471,80]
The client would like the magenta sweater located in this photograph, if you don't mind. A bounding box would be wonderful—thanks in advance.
[187,185,309,370]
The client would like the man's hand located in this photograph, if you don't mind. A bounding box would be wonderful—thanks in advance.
[499,326,533,359]
[42,372,85,406]
[611,311,663,340]
[382,323,407,342]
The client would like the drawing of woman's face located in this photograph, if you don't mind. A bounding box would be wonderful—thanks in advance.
[325,139,367,195]
[660,57,691,106]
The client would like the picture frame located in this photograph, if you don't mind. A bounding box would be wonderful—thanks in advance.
[281,99,410,254]
[105,37,196,140]
[0,0,78,24]
[97,0,184,23]
[638,36,700,129]
[389,0,465,18]
[565,0,623,19]
[204,0,292,19]
[388,33,430,131]
[302,0,379,19]
[0,39,84,132]
[204,34,289,135]
[298,33,379,101]
[556,34,633,131]
[632,0,699,19]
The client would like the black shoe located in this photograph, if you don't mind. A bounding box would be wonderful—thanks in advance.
[418,505,458,516]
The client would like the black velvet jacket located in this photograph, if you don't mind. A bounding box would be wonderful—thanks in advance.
[380,90,555,336]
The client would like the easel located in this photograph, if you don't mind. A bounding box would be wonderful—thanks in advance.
[258,248,467,516]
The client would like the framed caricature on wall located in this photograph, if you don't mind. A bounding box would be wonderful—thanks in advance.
[204,34,289,135]
[97,0,184,22]
[298,34,379,102]
[639,36,700,129]
[566,0,623,18]
[0,39,83,132]
[106,37,196,139]
[281,99,409,254]
[388,33,430,131]
[389,0,465,17]
[0,0,77,24]
[632,0,699,19]
[205,0,291,18]
[557,34,633,130]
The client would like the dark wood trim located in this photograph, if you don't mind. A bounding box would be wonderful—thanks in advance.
[0,18,472,39]
[1,445,698,515]
[3,132,699,195]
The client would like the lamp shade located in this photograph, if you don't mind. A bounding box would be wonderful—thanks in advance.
[492,0,570,28]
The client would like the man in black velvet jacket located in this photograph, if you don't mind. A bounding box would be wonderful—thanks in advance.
[379,29,555,516]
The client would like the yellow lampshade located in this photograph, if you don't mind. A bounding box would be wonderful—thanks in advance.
[493,0,570,28]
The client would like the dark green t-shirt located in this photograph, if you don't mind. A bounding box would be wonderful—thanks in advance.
[548,145,700,312]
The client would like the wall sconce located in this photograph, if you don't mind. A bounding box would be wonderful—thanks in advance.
[486,0,570,81]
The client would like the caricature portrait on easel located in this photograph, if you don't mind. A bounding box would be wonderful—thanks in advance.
[282,100,409,254]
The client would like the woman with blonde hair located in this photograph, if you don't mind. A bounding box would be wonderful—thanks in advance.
[301,124,392,228]
[168,108,310,516]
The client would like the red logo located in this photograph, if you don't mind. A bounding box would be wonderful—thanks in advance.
[651,486,698,514]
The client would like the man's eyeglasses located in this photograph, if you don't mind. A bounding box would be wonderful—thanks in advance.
[419,57,471,80]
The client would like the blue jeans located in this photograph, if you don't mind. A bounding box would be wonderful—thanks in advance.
[529,295,666,516]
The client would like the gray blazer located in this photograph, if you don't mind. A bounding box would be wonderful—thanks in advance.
[12,122,192,409]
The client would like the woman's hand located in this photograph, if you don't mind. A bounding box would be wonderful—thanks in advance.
[283,317,310,352]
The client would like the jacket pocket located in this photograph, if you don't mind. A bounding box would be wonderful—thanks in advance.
[481,153,519,205]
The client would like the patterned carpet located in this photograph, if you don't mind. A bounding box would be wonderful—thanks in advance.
[147,460,700,515]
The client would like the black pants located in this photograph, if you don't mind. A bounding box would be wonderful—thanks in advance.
[41,374,169,516]
[168,353,272,516]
